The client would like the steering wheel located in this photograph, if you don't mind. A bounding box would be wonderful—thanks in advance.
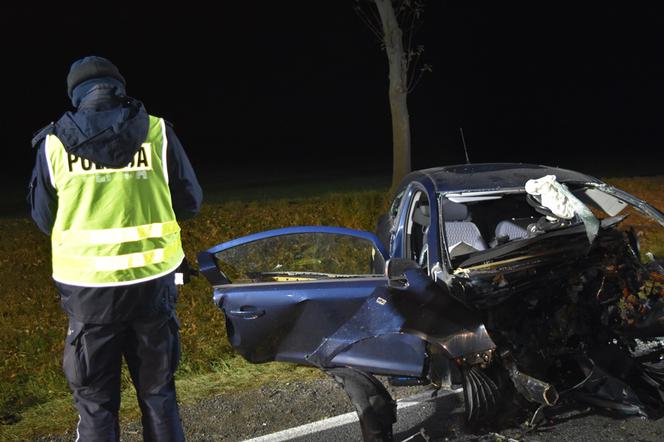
[526,193,557,219]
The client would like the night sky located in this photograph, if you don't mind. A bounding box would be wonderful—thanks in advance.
[2,2,664,200]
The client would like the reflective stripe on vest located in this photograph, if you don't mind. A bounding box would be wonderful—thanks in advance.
[55,240,182,272]
[52,220,181,246]
[46,115,184,286]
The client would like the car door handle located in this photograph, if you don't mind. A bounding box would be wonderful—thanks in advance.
[228,309,266,319]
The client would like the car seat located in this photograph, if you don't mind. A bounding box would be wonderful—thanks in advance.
[493,217,536,244]
[442,200,488,258]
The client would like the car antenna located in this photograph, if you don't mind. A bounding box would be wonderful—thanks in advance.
[459,127,471,163]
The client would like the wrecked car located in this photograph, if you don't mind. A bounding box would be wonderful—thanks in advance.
[198,163,664,440]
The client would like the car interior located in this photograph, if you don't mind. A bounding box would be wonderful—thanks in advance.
[441,194,543,260]
[406,192,549,266]
[405,185,623,267]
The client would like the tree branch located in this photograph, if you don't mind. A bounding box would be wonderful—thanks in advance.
[353,4,384,41]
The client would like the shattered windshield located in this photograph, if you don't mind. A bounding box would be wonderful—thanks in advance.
[439,179,664,270]
[214,232,385,284]
[439,186,587,268]
[441,184,642,268]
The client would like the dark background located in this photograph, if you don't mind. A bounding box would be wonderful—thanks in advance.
[2,2,663,202]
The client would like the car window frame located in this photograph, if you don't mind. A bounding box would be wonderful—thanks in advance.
[391,181,439,273]
[198,226,390,286]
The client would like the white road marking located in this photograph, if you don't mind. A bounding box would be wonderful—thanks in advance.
[243,388,463,442]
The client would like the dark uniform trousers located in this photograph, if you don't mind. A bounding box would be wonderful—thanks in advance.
[63,312,185,441]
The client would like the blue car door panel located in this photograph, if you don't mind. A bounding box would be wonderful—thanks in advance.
[199,226,427,377]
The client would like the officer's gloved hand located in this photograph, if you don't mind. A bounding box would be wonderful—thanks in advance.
[174,258,198,285]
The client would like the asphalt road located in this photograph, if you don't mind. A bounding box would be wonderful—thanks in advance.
[239,385,664,442]
[243,388,467,442]
[39,378,664,441]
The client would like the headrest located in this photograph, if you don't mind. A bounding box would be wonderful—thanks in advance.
[413,205,430,226]
[442,199,468,221]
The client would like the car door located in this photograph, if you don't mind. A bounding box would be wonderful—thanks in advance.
[198,226,427,376]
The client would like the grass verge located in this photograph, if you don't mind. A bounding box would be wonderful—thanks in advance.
[1,359,321,441]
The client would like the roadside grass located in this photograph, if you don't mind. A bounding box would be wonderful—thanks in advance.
[604,176,664,257]
[0,175,662,440]
[3,359,321,441]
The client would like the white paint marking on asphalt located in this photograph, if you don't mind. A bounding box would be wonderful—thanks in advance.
[243,388,463,442]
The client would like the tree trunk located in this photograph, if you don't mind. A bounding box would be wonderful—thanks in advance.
[374,0,412,189]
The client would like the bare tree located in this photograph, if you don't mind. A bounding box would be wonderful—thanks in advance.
[355,0,429,188]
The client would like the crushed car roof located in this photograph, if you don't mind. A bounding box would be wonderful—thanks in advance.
[407,163,603,193]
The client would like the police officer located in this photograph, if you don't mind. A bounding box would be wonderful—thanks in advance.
[28,56,202,441]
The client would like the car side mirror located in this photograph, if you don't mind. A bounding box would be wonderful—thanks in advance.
[384,258,420,281]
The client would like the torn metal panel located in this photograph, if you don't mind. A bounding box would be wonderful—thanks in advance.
[307,268,495,367]
[502,351,559,407]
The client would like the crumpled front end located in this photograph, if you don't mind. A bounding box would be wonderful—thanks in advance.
[455,222,664,420]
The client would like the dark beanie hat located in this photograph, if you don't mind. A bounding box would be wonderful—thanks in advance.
[66,56,126,98]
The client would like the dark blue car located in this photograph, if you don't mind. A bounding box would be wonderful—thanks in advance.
[199,163,664,439]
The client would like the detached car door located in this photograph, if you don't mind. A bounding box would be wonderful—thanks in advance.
[198,226,426,377]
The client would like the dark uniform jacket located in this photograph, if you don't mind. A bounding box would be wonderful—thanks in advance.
[29,84,203,324]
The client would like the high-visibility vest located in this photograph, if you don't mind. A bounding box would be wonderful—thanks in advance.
[45,115,184,286]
